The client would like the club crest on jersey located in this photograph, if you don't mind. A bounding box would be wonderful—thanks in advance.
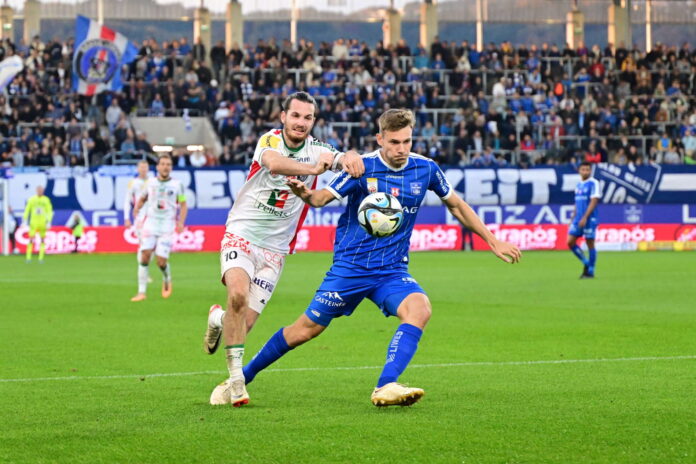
[367,178,378,194]
[390,187,400,197]
[410,182,422,195]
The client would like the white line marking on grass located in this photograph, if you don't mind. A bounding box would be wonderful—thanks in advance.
[1,355,694,383]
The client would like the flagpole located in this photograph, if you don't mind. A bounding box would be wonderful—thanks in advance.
[97,0,104,25]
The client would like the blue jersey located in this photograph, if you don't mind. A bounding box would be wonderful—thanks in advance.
[325,150,453,270]
[574,177,601,221]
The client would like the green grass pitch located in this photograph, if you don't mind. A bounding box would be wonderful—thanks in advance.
[1,250,695,463]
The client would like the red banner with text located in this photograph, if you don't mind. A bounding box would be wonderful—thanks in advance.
[11,225,464,255]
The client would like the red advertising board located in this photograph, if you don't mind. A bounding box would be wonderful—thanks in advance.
[11,224,464,255]
[471,224,696,251]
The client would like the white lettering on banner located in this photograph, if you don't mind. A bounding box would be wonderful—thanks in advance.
[93,210,119,226]
[562,174,581,191]
[170,170,195,207]
[683,204,696,224]
[488,224,558,249]
[503,205,526,224]
[228,170,246,201]
[75,173,114,210]
[16,225,98,253]
[520,169,556,204]
[409,227,459,250]
[497,169,520,204]
[9,173,45,210]
[559,205,575,223]
[477,206,502,225]
[53,178,69,197]
[293,229,310,251]
[195,170,231,208]
[596,226,655,243]
[533,205,559,224]
[465,169,498,204]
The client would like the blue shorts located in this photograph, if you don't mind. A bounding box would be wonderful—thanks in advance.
[305,263,426,327]
[569,218,598,239]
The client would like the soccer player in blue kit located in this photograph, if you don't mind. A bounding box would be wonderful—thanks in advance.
[239,109,521,407]
[567,162,601,278]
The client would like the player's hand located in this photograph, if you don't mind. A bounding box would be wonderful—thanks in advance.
[578,218,587,228]
[489,239,521,264]
[311,152,333,175]
[124,219,132,228]
[287,178,309,199]
[176,222,184,233]
[342,150,365,178]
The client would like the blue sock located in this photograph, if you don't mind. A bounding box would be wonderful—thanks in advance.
[588,248,597,273]
[376,323,423,388]
[570,245,588,265]
[242,328,293,384]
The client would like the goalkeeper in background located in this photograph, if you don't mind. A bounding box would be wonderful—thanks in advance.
[23,186,53,263]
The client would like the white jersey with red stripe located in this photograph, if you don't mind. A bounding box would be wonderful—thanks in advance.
[225,128,342,254]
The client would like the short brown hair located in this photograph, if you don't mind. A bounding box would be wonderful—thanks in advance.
[282,91,318,113]
[158,154,172,163]
[378,109,415,134]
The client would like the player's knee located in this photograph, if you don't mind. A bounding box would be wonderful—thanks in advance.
[399,294,432,328]
[227,288,248,312]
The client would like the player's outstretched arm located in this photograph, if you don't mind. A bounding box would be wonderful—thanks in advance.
[444,193,521,264]
[262,150,330,176]
[334,150,365,178]
[287,178,337,207]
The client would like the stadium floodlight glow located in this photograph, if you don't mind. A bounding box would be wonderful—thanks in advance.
[153,145,174,153]
[186,145,205,151]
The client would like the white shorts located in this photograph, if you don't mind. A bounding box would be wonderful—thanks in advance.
[140,228,175,259]
[220,232,285,313]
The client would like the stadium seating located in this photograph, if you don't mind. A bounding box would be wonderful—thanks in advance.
[0,36,694,168]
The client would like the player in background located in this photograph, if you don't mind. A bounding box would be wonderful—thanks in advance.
[567,161,601,278]
[124,160,152,279]
[213,109,521,408]
[131,155,187,301]
[23,186,53,263]
[204,91,365,407]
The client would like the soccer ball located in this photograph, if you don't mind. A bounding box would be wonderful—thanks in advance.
[357,192,404,237]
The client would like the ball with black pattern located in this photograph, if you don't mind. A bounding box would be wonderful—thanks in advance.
[357,192,404,238]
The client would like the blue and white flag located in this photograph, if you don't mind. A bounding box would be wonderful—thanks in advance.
[0,56,23,93]
[72,15,138,96]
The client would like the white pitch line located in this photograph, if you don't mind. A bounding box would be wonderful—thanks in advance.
[1,355,694,384]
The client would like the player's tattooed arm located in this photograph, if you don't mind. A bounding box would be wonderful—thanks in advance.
[286,178,336,207]
[444,193,522,264]
[334,150,365,178]
[262,150,330,176]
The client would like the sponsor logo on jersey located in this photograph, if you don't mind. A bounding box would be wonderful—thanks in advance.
[261,134,280,149]
[321,291,343,301]
[367,178,378,193]
[410,182,422,195]
[267,189,290,208]
[253,277,275,292]
[391,187,400,197]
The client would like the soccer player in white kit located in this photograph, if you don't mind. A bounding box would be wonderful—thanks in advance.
[131,154,188,302]
[205,92,365,406]
[124,160,151,266]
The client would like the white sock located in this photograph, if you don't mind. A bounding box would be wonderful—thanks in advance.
[225,346,244,381]
[160,263,171,282]
[138,264,149,294]
[211,307,225,328]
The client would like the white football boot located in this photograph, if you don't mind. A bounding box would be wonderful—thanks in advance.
[209,378,250,407]
[371,382,424,407]
[203,304,223,355]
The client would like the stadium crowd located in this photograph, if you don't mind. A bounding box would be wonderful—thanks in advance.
[0,34,695,168]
